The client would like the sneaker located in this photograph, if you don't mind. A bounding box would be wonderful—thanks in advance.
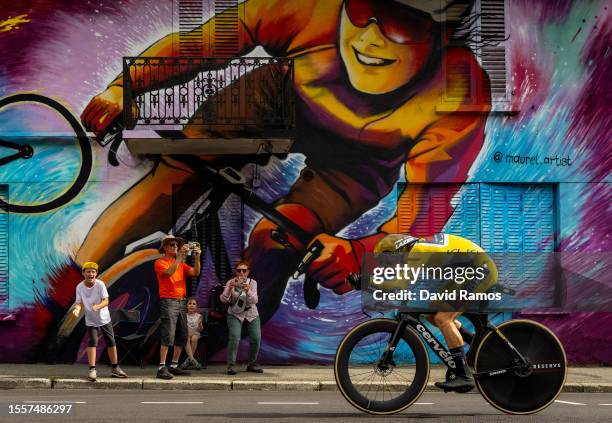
[190,358,203,370]
[434,375,475,393]
[227,365,237,375]
[246,364,264,373]
[179,358,191,370]
[87,368,97,381]
[168,366,191,376]
[111,366,128,378]
[156,366,173,380]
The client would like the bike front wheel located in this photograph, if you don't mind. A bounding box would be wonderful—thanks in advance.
[0,93,92,213]
[474,319,567,414]
[334,318,430,415]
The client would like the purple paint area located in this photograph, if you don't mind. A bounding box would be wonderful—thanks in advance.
[0,307,38,362]
[1,0,173,123]
[512,0,575,24]
[520,312,612,365]
[534,4,612,365]
[572,4,612,184]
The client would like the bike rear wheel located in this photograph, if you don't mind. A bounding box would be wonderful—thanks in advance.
[474,319,567,414]
[334,319,429,415]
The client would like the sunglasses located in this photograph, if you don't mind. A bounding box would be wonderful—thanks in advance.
[236,268,249,273]
[344,0,435,44]
[166,243,179,247]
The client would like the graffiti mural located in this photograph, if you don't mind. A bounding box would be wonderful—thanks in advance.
[0,0,610,364]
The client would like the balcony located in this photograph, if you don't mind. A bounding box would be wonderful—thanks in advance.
[121,56,295,155]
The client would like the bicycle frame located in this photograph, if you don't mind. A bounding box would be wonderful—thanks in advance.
[382,312,531,380]
[169,154,328,308]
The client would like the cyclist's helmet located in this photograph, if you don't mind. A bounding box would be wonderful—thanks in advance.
[374,234,420,254]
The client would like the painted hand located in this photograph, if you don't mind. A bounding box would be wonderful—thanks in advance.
[80,86,124,136]
[304,234,361,295]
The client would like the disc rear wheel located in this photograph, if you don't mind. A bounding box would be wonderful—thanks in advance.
[474,319,567,414]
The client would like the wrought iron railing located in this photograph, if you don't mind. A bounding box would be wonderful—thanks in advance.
[122,57,295,137]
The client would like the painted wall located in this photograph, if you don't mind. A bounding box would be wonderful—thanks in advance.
[0,0,610,364]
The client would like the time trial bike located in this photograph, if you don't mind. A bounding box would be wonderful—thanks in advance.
[334,293,567,415]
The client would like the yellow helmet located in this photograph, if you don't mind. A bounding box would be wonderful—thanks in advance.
[82,261,99,271]
[374,234,419,254]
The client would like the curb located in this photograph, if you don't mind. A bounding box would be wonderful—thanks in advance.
[0,378,610,393]
[0,378,51,389]
[53,378,143,389]
[319,381,338,391]
[574,383,612,393]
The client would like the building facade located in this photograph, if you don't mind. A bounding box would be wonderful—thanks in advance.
[0,0,610,364]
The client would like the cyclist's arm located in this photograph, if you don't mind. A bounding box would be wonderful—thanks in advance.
[380,101,489,233]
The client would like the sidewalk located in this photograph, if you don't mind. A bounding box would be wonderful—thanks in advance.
[1,364,612,392]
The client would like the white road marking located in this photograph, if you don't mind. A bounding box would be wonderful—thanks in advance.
[141,401,203,404]
[554,400,586,405]
[257,402,320,405]
[414,402,434,405]
[24,401,86,404]
[599,403,612,406]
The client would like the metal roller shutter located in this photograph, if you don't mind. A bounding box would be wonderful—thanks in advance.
[397,183,480,240]
[480,184,556,306]
[481,184,555,252]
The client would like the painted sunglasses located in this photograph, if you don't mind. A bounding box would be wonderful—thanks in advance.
[344,0,436,44]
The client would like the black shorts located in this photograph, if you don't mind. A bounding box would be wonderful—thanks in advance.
[86,323,116,348]
[160,298,188,347]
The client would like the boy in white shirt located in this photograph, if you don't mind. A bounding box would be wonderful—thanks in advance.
[72,262,128,381]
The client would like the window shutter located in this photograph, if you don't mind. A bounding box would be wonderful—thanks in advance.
[444,0,509,103]
[179,0,204,55]
[480,0,508,101]
[178,0,241,57]
[213,0,240,57]
[445,49,474,101]
[0,186,8,313]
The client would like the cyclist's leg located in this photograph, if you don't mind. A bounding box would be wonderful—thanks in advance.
[432,312,463,349]
[432,311,475,391]
[425,314,463,336]
[75,157,201,270]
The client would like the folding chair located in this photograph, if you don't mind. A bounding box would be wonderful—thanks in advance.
[110,309,146,367]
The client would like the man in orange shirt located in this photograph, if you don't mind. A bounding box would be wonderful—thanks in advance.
[154,236,201,379]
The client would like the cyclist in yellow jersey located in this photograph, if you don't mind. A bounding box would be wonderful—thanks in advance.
[373,233,498,392]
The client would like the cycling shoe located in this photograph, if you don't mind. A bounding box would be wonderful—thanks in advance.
[434,375,475,393]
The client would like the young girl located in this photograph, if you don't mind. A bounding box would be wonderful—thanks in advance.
[181,297,204,370]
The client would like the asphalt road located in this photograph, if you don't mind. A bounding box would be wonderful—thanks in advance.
[1,390,611,422]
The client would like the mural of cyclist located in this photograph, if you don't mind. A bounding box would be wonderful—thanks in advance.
[77,0,490,359]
